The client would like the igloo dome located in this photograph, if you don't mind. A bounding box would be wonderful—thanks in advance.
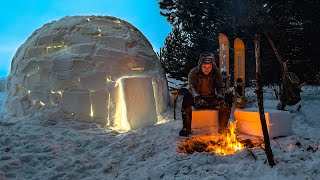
[6,15,169,130]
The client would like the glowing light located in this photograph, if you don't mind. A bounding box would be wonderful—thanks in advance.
[46,45,67,53]
[90,91,94,118]
[130,67,144,71]
[39,101,45,107]
[107,92,111,126]
[106,76,115,83]
[114,78,129,130]
[51,90,63,97]
[152,80,159,115]
[57,91,63,96]
[28,90,31,94]
[90,105,94,118]
[97,27,102,36]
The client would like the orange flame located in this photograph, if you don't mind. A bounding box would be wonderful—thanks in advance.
[206,121,243,155]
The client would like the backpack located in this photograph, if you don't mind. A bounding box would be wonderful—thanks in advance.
[279,72,301,106]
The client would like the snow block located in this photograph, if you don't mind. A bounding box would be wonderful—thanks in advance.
[25,70,50,91]
[29,91,50,104]
[20,60,39,75]
[71,59,94,73]
[61,90,91,122]
[98,36,127,51]
[234,108,292,138]
[152,78,169,114]
[50,72,80,90]
[119,76,157,130]
[79,71,107,91]
[91,90,108,124]
[191,107,219,130]
[26,46,47,58]
[80,24,100,35]
[69,43,95,55]
[96,48,127,59]
[64,34,93,45]
[36,34,64,46]
[52,59,73,72]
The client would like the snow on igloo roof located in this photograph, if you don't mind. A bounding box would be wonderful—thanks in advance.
[6,15,169,131]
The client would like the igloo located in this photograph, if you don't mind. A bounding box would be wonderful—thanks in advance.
[6,15,169,131]
[0,78,6,92]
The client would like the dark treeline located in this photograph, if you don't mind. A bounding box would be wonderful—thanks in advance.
[158,0,320,85]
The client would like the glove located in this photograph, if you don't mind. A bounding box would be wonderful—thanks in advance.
[216,94,224,101]
[216,95,225,106]
[194,97,209,109]
[225,93,233,106]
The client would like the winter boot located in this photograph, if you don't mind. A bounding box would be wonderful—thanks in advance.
[218,104,231,135]
[179,107,192,136]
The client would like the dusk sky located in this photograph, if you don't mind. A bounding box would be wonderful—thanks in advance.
[0,0,172,77]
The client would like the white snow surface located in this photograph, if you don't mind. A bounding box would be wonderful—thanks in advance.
[0,79,320,179]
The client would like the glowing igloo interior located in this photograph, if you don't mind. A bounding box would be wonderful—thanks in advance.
[6,15,169,131]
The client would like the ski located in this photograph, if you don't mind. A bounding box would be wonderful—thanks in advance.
[218,33,232,133]
[218,33,232,106]
[234,38,246,109]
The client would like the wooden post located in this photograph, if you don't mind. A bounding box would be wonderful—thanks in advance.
[173,90,179,120]
[255,34,276,167]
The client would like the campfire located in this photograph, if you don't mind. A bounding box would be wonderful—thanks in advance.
[178,121,262,155]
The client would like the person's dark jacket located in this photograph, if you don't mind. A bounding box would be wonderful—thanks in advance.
[188,62,225,99]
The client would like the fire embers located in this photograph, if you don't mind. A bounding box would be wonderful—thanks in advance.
[178,122,263,155]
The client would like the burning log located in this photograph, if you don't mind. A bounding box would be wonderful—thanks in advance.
[178,121,263,155]
[178,135,263,155]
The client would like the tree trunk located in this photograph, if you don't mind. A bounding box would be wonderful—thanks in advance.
[255,34,276,167]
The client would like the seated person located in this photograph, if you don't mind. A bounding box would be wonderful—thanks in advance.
[179,52,231,136]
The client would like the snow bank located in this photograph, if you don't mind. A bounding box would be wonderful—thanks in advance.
[5,16,169,130]
[1,75,320,179]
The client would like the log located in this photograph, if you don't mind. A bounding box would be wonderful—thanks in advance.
[255,34,276,167]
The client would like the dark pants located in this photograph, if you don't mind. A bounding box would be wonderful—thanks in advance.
[181,90,231,134]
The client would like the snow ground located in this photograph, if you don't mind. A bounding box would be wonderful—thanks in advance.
[0,81,320,180]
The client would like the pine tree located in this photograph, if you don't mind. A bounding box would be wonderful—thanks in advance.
[159,0,234,79]
[160,27,190,78]
[158,0,319,83]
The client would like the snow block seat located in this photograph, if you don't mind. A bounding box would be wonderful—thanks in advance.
[191,107,219,134]
[234,108,292,139]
